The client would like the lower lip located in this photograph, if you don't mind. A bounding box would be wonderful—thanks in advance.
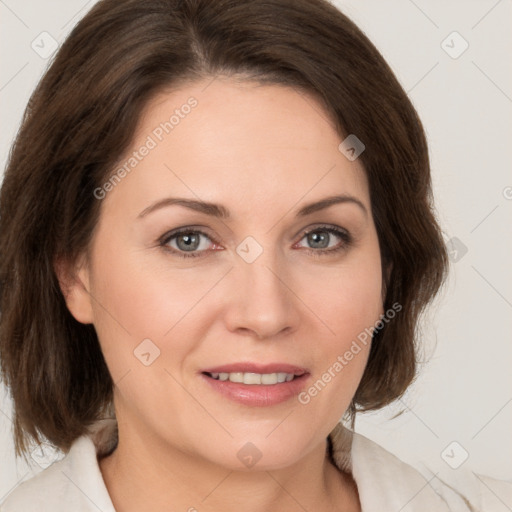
[200,373,310,407]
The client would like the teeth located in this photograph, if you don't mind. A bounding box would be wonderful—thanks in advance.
[208,372,297,385]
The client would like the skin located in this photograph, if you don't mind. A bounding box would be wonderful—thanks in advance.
[59,76,386,512]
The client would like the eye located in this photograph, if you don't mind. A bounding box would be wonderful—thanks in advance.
[159,224,352,259]
[295,225,352,256]
[159,228,219,258]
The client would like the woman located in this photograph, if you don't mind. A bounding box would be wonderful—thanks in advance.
[0,0,509,511]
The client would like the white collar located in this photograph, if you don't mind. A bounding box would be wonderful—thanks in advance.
[1,418,481,511]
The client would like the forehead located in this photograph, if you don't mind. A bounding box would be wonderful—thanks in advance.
[103,77,370,221]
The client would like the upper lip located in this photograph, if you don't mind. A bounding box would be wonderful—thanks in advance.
[201,363,308,376]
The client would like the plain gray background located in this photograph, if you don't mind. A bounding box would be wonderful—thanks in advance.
[1,0,511,503]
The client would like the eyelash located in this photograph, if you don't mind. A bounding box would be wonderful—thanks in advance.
[159,225,353,259]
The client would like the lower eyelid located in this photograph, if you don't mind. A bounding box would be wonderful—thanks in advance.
[160,226,351,257]
[296,228,351,250]
[161,230,216,254]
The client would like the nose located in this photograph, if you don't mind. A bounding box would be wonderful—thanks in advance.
[223,250,300,340]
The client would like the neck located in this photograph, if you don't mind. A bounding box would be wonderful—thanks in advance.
[98,419,359,512]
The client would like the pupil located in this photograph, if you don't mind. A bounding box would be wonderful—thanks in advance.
[178,233,199,251]
[309,231,328,248]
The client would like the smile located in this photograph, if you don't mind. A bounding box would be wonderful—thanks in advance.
[200,364,310,406]
[205,371,296,385]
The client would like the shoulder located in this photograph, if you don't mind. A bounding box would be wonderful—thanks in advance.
[0,420,117,512]
[328,422,512,512]
[429,469,512,512]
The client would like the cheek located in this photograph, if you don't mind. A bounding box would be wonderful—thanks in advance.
[295,258,381,414]
[86,240,224,384]
[90,242,222,338]
[295,251,384,343]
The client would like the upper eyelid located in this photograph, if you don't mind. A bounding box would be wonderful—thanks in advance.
[160,224,350,249]
[160,226,217,244]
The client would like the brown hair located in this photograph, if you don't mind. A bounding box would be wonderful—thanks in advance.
[0,0,448,458]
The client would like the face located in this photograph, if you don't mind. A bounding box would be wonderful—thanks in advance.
[64,77,385,470]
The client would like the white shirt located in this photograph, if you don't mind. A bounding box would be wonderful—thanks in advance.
[1,418,510,511]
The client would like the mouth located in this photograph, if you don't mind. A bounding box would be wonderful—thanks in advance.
[200,363,310,406]
[203,371,301,385]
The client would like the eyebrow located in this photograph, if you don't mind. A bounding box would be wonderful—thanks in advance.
[137,194,368,219]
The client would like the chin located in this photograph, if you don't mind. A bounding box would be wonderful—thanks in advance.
[194,430,318,472]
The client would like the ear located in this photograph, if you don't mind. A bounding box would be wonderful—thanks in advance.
[54,254,94,324]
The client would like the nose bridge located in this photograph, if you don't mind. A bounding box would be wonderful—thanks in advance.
[243,254,285,301]
[227,236,298,338]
